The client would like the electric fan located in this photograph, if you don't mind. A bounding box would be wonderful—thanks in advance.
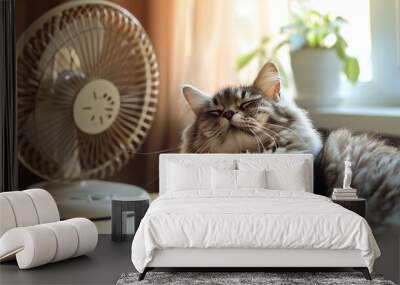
[16,0,159,218]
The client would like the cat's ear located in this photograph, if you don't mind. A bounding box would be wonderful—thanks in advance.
[253,62,281,100]
[182,84,210,115]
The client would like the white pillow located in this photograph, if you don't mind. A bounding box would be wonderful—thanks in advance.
[166,159,236,193]
[212,169,268,190]
[212,169,236,190]
[236,169,268,189]
[266,166,307,191]
[167,162,212,191]
[238,158,309,192]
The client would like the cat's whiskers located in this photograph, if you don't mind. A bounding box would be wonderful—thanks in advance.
[255,111,306,146]
[266,122,306,144]
[241,118,272,149]
[253,105,289,146]
[193,135,213,153]
[256,126,279,150]
[257,125,282,140]
[127,145,181,155]
[247,121,281,150]
[203,125,222,139]
[245,122,267,152]
[195,139,213,153]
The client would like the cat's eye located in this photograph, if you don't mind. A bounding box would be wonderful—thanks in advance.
[240,100,259,110]
[208,110,222,116]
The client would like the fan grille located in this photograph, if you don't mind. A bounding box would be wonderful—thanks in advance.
[17,1,159,180]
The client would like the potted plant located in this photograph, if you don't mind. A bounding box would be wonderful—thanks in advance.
[237,9,360,109]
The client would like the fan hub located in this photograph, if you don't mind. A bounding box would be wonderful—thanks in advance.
[73,79,120,135]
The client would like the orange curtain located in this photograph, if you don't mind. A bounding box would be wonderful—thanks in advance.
[114,0,237,193]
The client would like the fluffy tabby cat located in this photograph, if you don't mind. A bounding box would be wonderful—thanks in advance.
[180,62,400,230]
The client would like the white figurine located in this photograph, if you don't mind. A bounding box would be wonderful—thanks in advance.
[343,160,353,189]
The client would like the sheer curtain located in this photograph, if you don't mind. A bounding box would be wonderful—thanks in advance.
[114,0,238,192]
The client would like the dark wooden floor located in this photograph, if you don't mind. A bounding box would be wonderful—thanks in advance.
[0,235,134,285]
[1,231,399,284]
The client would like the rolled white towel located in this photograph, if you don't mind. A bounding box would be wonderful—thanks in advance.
[0,218,98,269]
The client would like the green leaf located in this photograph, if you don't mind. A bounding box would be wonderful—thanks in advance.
[307,10,322,23]
[335,35,347,60]
[335,16,348,24]
[344,57,360,83]
[236,49,260,70]
[316,30,327,47]
[260,36,271,45]
[323,14,331,25]
[306,31,318,47]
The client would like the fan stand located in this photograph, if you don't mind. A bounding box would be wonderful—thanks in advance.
[30,180,150,220]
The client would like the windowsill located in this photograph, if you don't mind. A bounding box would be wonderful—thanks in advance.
[308,106,400,136]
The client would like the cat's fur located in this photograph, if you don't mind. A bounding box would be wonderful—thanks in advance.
[180,62,400,230]
[318,129,400,228]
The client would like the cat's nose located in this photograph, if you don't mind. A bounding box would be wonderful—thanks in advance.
[223,110,235,120]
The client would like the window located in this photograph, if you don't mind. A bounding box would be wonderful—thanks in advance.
[232,0,400,107]
[233,0,289,84]
[344,0,400,106]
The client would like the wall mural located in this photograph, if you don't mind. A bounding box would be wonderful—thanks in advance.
[179,62,400,232]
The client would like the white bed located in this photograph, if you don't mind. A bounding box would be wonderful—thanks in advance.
[131,154,380,280]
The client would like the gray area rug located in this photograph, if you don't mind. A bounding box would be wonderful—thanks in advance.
[116,272,396,285]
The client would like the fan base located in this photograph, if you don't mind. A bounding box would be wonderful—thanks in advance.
[30,180,150,220]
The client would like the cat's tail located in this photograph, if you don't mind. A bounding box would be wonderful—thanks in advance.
[317,129,400,230]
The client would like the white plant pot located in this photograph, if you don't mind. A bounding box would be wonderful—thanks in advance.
[291,48,341,109]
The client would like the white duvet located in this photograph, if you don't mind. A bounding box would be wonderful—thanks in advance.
[131,190,380,273]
